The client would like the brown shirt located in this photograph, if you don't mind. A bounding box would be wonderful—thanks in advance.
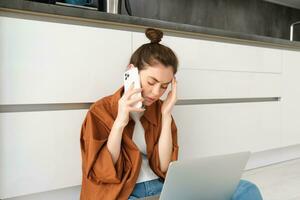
[80,86,179,200]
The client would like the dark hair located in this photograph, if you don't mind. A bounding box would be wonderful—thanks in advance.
[129,28,178,74]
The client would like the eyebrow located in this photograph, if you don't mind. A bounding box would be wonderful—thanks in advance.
[149,76,172,85]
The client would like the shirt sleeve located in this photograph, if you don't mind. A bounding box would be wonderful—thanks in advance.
[80,110,124,184]
[150,115,179,179]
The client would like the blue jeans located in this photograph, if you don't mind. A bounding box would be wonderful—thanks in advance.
[128,179,263,200]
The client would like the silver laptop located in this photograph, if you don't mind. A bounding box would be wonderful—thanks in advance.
[142,151,250,200]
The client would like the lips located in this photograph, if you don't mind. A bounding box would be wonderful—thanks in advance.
[147,97,155,101]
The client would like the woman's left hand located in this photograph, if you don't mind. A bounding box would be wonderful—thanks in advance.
[161,77,177,117]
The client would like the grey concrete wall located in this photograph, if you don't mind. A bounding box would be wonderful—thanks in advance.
[121,0,300,41]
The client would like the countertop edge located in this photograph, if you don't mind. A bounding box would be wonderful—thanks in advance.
[1,0,300,50]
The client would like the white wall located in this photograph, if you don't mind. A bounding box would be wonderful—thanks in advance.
[1,13,300,199]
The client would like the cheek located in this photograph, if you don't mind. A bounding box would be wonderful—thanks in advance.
[140,81,149,97]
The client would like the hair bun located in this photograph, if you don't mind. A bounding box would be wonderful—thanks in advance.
[145,28,163,44]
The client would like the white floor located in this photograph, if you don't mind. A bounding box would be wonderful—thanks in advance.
[242,159,300,200]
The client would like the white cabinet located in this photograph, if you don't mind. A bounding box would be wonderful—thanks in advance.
[0,16,131,104]
[132,31,282,100]
[175,69,281,99]
[1,14,298,199]
[0,110,87,199]
[0,16,132,198]
[173,101,282,160]
[132,32,282,73]
[281,50,300,146]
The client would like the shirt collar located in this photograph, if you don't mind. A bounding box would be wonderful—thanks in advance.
[111,86,159,126]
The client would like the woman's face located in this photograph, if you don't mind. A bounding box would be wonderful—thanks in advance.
[138,62,174,106]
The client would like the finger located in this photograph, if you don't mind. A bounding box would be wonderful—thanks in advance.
[171,77,176,86]
[127,96,144,105]
[169,79,175,93]
[172,77,177,90]
[173,77,177,85]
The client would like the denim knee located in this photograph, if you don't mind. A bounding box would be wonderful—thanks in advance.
[231,179,263,200]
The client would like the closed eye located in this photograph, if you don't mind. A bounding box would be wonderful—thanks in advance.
[148,82,168,89]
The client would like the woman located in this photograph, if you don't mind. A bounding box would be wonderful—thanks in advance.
[80,28,263,200]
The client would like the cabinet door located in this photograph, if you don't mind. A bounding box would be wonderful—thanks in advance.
[173,69,281,99]
[0,16,131,104]
[281,50,300,146]
[0,110,87,199]
[172,102,281,160]
[132,32,282,73]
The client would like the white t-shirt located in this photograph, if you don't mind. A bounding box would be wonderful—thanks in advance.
[130,111,159,183]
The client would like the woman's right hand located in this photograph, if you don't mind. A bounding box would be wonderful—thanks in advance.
[115,83,145,127]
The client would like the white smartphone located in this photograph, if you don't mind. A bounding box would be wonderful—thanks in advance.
[123,66,143,109]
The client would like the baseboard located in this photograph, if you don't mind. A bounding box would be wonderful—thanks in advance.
[245,144,300,170]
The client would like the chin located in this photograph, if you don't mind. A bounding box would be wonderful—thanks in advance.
[144,102,151,106]
[144,100,157,107]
